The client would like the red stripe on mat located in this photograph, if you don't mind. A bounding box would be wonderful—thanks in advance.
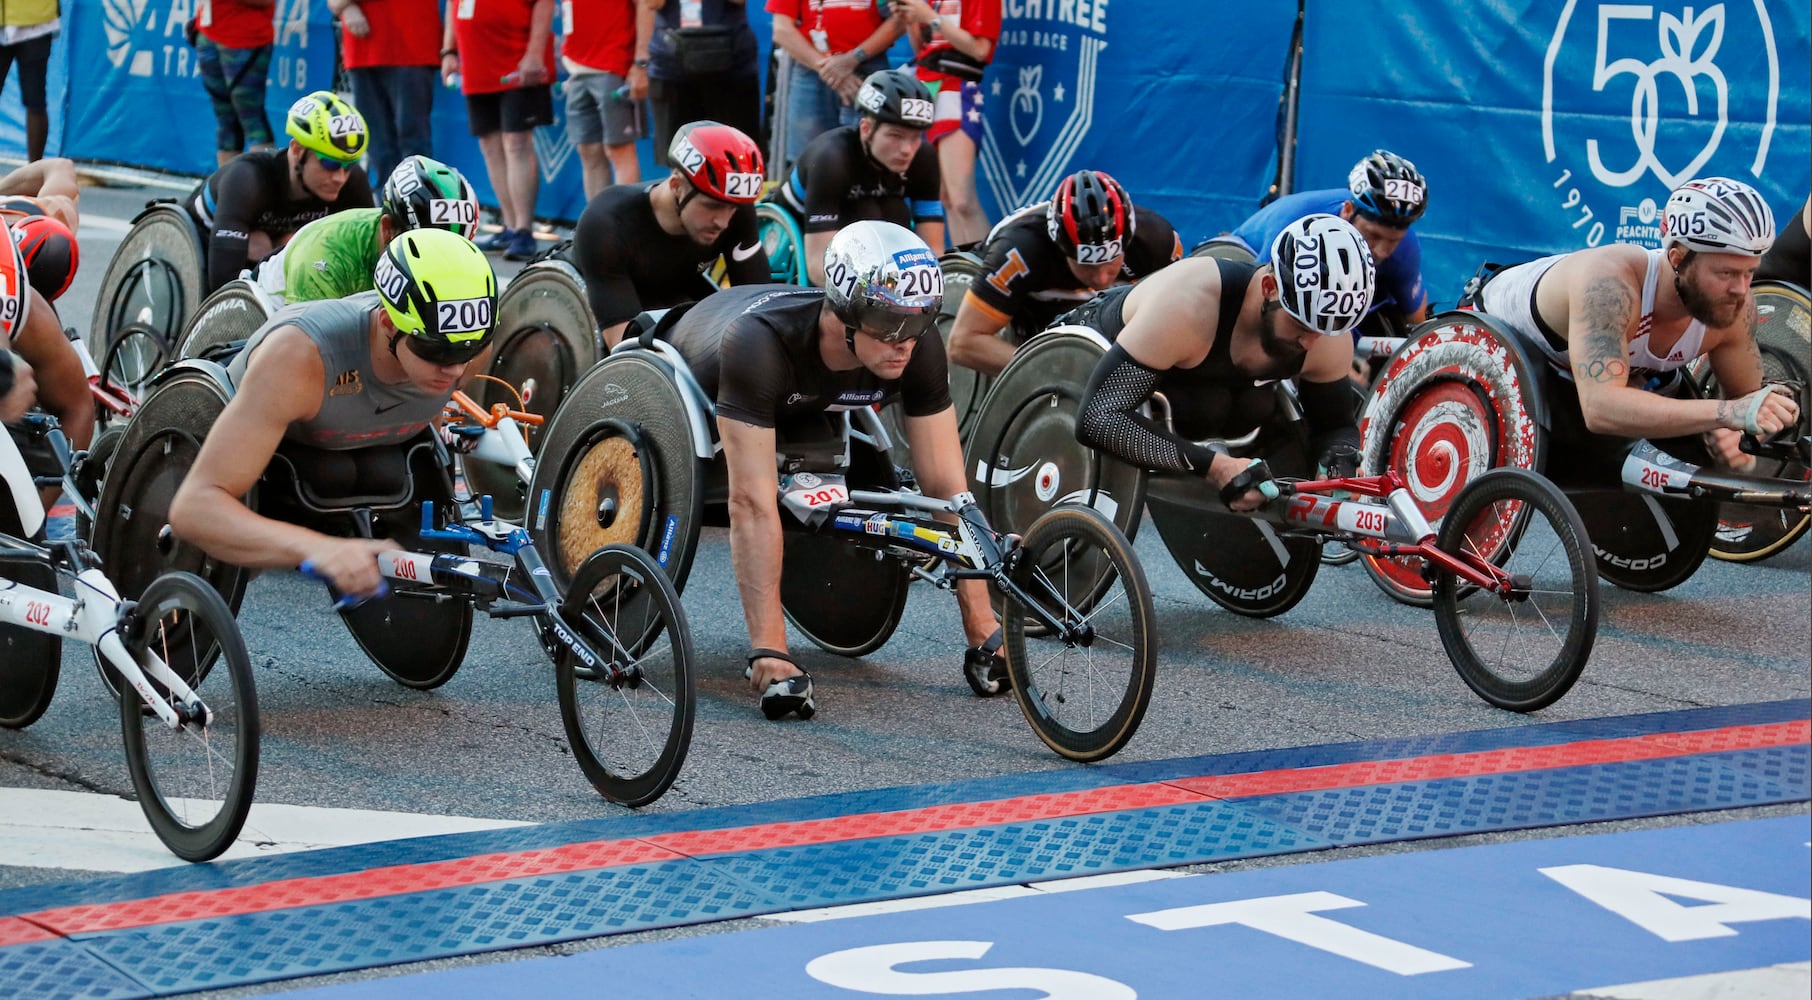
[0,917,56,947]
[20,720,1806,937]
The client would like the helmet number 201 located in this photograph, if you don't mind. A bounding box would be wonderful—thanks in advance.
[897,265,943,297]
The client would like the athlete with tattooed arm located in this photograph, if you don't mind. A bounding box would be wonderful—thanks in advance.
[1476,177,1795,476]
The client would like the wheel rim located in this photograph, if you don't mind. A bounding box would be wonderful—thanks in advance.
[555,431,653,580]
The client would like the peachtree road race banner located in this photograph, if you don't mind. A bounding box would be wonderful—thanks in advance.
[976,1,1297,244]
[1297,0,1810,307]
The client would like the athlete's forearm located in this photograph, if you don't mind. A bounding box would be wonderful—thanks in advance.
[169,482,339,571]
[726,498,788,650]
[1576,384,1730,438]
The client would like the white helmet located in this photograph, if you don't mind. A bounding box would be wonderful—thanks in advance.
[1662,177,1776,256]
[1270,213,1375,336]
[823,221,943,343]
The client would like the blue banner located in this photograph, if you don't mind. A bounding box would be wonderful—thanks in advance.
[1298,0,1812,306]
[975,1,1296,243]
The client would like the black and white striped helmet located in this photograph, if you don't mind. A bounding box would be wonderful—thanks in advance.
[1270,214,1375,336]
[1662,177,1776,256]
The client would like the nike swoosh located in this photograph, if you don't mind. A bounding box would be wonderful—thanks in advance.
[730,242,762,262]
[375,401,407,413]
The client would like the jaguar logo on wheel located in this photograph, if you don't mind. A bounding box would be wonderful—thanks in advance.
[1540,1,1782,249]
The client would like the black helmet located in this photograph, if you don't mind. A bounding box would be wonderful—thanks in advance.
[381,155,480,239]
[854,69,934,130]
[1347,149,1428,227]
[1046,170,1134,262]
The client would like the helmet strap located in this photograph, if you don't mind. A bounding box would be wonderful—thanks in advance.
[385,330,404,359]
[844,324,859,357]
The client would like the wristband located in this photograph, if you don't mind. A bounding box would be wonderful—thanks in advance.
[440,48,457,57]
[1739,387,1783,436]
[632,58,650,68]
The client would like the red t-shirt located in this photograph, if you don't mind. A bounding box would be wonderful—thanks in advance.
[765,0,885,57]
[344,0,444,69]
[561,0,635,77]
[452,0,558,95]
[912,0,999,88]
[198,0,276,50]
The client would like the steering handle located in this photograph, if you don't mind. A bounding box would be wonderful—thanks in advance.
[299,559,390,610]
[448,390,544,429]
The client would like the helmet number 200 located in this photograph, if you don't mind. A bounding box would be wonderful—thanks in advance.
[437,297,494,333]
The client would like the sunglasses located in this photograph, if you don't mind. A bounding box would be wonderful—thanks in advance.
[315,153,354,173]
[403,333,488,367]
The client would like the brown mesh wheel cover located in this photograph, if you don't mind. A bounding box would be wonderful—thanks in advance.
[557,434,648,578]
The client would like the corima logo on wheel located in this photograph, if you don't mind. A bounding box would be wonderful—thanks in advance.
[978,2,1110,217]
[1540,1,1783,249]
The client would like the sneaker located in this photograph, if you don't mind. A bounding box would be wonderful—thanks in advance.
[745,662,816,720]
[503,228,540,261]
[963,630,1011,697]
[474,227,516,252]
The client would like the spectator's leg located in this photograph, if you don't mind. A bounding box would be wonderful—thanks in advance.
[566,74,610,200]
[226,44,276,154]
[392,67,438,164]
[501,130,540,233]
[474,131,518,231]
[16,35,53,161]
[600,71,640,187]
[936,82,989,247]
[717,75,763,153]
[783,60,836,169]
[647,78,679,156]
[350,67,402,183]
[194,35,243,166]
[605,142,640,188]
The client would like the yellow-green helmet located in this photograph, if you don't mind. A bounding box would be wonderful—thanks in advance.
[286,91,369,161]
[373,229,498,364]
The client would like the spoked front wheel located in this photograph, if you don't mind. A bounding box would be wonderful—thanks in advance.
[1431,468,1598,712]
[555,544,696,806]
[1003,504,1157,762]
[117,571,259,862]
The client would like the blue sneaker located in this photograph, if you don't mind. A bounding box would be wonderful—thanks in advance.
[474,227,515,252]
[503,228,540,261]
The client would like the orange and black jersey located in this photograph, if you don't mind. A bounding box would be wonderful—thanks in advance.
[965,203,1182,334]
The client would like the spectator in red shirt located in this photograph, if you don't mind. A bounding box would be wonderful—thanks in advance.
[895,0,997,248]
[562,0,652,199]
[766,1,900,168]
[330,0,443,185]
[194,0,278,168]
[441,0,557,260]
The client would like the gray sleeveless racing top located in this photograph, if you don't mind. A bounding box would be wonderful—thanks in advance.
[227,291,450,450]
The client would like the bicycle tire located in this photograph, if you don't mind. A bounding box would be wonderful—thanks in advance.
[118,571,259,862]
[1432,468,1598,712]
[90,204,203,364]
[556,544,695,806]
[1004,504,1157,762]
[72,423,126,544]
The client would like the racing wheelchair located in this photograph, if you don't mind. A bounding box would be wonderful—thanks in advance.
[2,413,258,861]
[1358,296,1810,606]
[523,309,1159,760]
[873,248,1003,470]
[89,200,207,404]
[962,325,1601,712]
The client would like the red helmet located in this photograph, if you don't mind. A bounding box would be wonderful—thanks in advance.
[1046,170,1133,263]
[668,121,765,205]
[0,224,27,343]
[11,215,78,301]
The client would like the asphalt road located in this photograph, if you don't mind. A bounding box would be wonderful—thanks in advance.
[1,177,1806,893]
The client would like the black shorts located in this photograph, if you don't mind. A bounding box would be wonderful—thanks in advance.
[0,34,54,111]
[465,85,555,136]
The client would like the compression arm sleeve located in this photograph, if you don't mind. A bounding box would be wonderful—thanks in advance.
[1296,375,1362,459]
[572,203,642,329]
[206,163,264,291]
[1078,344,1218,473]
